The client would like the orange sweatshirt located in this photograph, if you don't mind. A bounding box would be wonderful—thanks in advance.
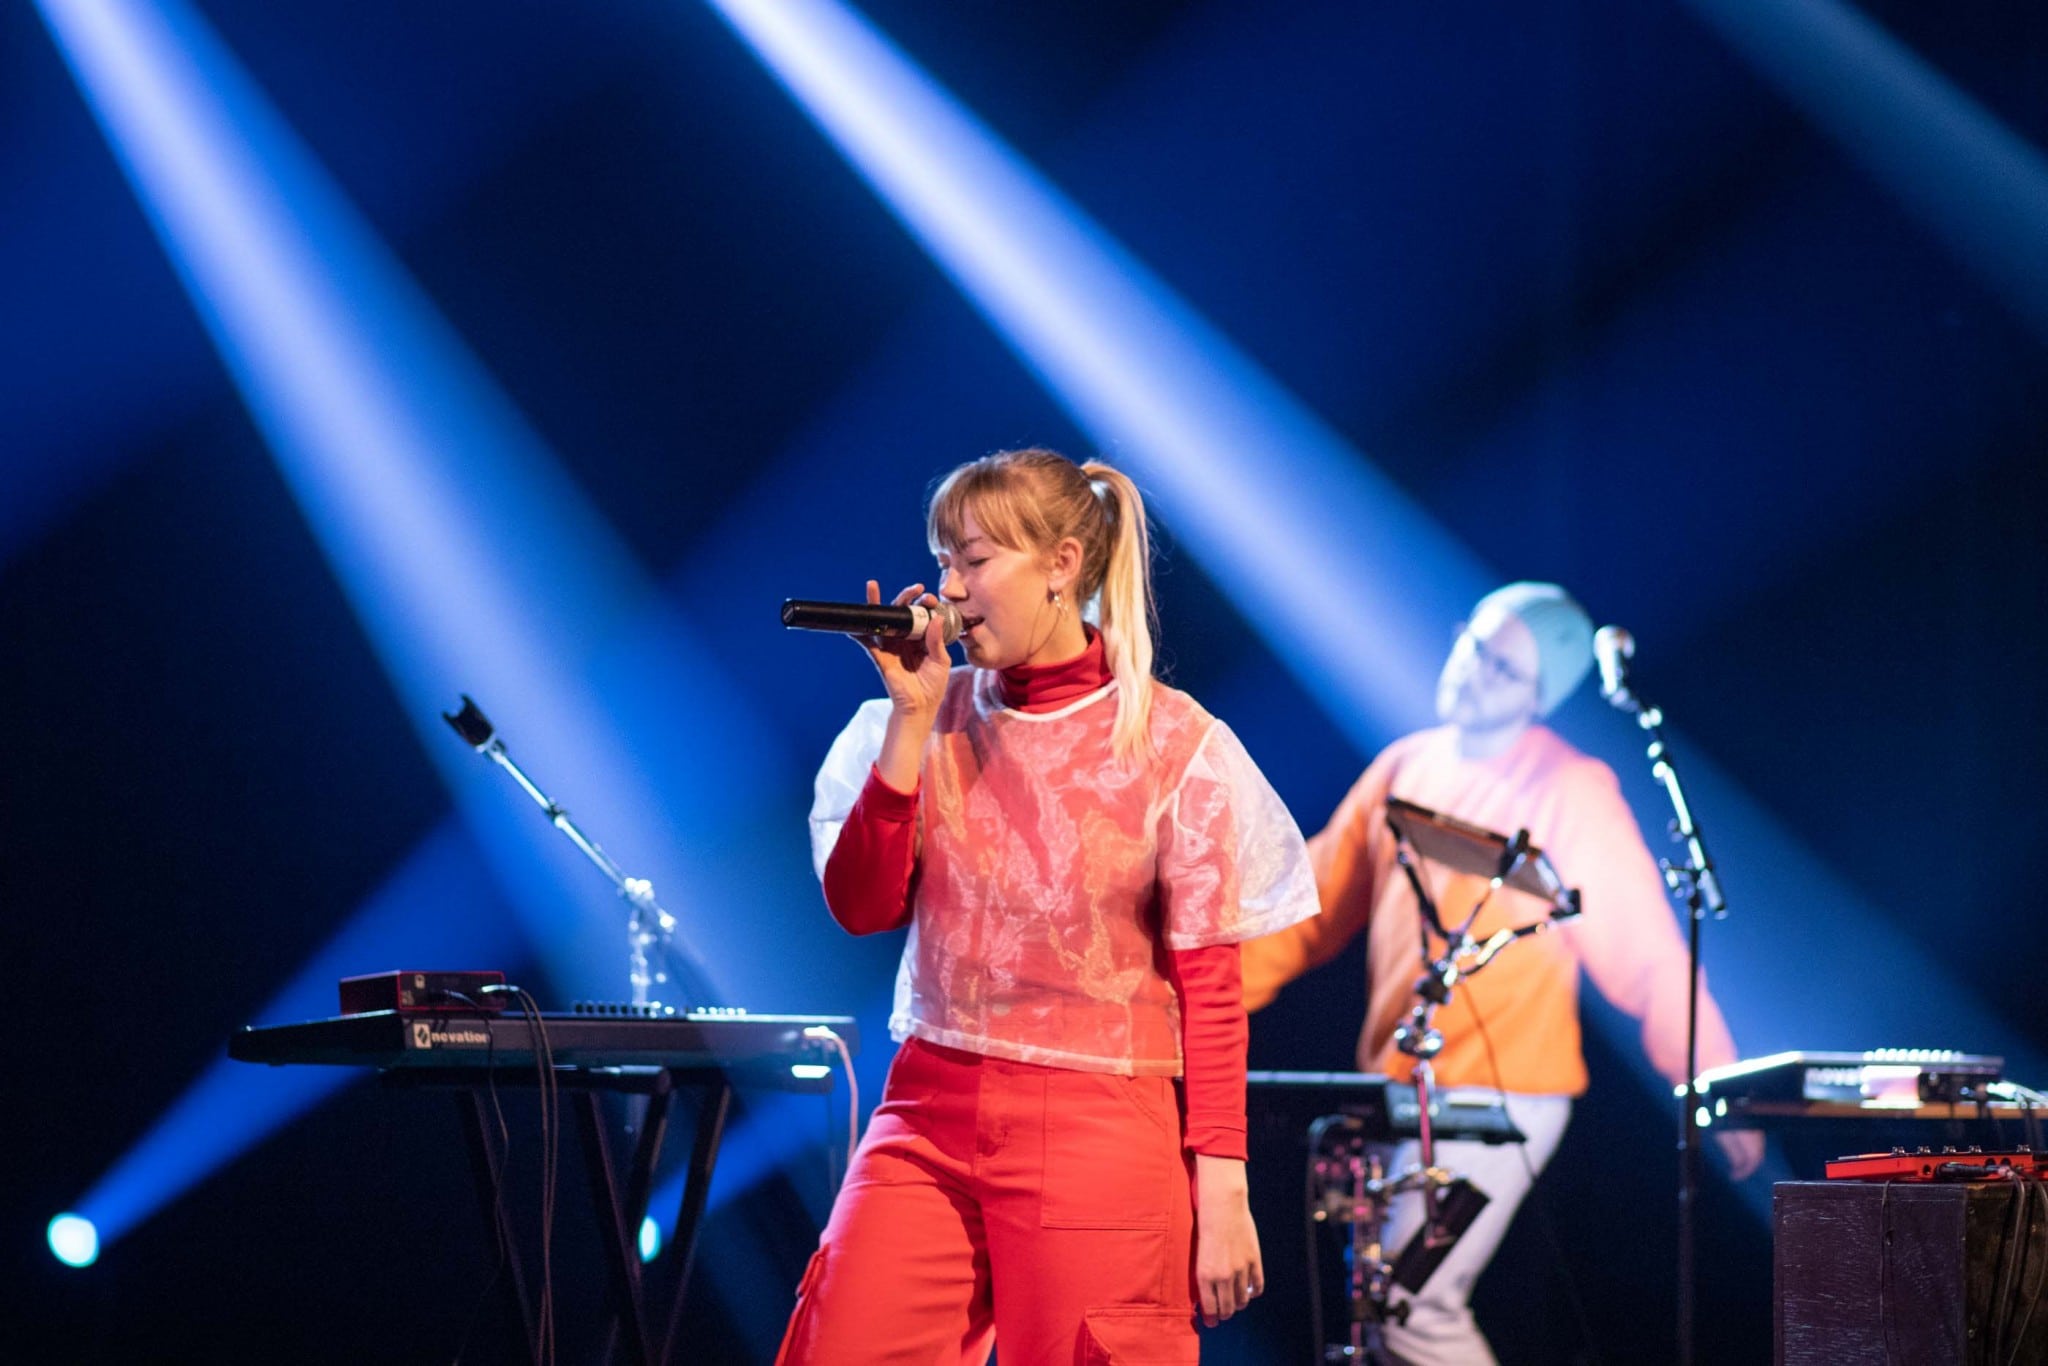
[1242,724,1739,1096]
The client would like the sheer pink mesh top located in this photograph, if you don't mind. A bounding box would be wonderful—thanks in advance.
[811,668,1318,1076]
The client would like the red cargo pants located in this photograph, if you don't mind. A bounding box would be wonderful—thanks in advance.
[775,1037,1200,1365]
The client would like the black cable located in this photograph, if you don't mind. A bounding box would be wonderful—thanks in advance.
[1996,1179,2020,1363]
[447,994,515,1366]
[484,984,558,1366]
[2006,1179,2045,1366]
[1469,998,1602,1366]
[522,989,559,1366]
[2005,1178,2035,1364]
[1990,1173,2029,1364]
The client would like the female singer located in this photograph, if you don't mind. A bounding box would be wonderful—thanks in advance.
[779,448,1318,1364]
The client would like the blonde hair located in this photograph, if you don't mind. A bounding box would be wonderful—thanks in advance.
[927,448,1157,759]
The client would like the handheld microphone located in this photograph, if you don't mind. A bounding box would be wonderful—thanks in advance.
[1593,625,1636,710]
[781,599,964,644]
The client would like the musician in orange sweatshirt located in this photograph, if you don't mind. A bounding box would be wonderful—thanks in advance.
[1242,582,1761,1366]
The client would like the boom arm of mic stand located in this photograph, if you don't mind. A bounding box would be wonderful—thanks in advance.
[486,741,692,1007]
[443,696,698,1008]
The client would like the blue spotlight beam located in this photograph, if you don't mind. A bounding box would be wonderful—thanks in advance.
[705,0,1491,748]
[36,0,796,1002]
[1683,0,2048,343]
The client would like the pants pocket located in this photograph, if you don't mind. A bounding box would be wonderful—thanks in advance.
[1040,1071,1178,1230]
[1078,1306,1199,1364]
[772,1249,827,1365]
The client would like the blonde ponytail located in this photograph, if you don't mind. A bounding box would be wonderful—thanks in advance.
[1079,461,1156,761]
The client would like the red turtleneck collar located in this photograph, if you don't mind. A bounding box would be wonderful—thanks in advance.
[996,628,1111,712]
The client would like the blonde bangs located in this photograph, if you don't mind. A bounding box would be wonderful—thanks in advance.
[926,458,1044,556]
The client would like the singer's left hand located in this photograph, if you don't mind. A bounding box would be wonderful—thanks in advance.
[1193,1154,1263,1326]
[863,579,953,794]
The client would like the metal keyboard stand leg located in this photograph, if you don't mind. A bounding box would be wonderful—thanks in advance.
[599,1082,677,1366]
[621,1088,675,1263]
[577,1089,655,1366]
[456,1090,540,1366]
[657,1074,733,1366]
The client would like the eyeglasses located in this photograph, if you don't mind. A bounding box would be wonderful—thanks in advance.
[1453,622,1535,688]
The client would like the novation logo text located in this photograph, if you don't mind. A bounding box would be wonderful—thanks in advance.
[409,1022,491,1049]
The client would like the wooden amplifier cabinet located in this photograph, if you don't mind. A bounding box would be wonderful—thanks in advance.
[1775,1179,2048,1364]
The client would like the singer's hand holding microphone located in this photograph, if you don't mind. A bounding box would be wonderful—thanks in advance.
[783,582,959,720]
[783,582,960,793]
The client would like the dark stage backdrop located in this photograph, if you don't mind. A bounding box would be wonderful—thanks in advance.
[4,0,2045,1361]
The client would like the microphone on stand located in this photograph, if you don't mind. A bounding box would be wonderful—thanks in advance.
[782,598,965,644]
[1593,625,1637,711]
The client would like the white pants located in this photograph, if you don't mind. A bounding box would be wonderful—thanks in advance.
[1379,1093,1574,1366]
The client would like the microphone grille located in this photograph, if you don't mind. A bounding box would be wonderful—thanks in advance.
[1593,625,1635,666]
[1592,625,1636,708]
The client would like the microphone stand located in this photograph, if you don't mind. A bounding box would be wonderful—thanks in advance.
[1302,814,1576,1363]
[442,694,703,1010]
[1601,677,1723,1366]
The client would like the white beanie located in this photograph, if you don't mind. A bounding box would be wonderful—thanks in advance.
[1471,582,1594,715]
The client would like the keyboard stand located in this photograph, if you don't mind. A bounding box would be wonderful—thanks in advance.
[382,1064,788,1366]
[231,1010,853,1362]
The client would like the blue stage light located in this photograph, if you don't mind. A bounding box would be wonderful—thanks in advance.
[639,1215,663,1264]
[48,1214,99,1268]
